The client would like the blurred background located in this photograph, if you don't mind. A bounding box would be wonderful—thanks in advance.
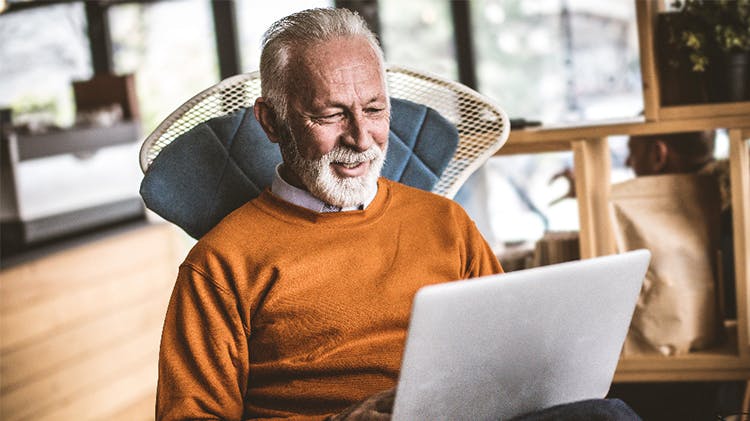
[1,0,656,255]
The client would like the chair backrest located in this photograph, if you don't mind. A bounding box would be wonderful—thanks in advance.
[140,65,509,199]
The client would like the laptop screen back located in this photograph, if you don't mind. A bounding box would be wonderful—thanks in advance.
[391,249,650,421]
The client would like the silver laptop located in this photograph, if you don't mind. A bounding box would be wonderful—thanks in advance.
[391,249,650,421]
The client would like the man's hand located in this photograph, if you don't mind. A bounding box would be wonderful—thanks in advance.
[327,388,395,421]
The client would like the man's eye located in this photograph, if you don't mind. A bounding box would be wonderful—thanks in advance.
[315,113,344,123]
[366,108,385,115]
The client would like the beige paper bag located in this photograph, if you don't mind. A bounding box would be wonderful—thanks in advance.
[609,173,722,356]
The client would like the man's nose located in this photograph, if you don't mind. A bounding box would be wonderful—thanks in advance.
[343,112,374,152]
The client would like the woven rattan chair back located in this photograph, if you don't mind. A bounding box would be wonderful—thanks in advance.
[139,65,509,199]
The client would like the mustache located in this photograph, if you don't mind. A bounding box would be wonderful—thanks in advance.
[324,145,384,165]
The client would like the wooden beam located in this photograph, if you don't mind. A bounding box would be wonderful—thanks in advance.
[729,129,750,357]
[508,115,750,144]
[211,0,241,78]
[495,139,572,155]
[572,138,614,259]
[634,0,661,121]
[450,0,478,90]
[659,101,750,120]
[84,0,114,75]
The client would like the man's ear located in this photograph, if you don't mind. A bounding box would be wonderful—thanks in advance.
[254,98,282,143]
[651,139,669,173]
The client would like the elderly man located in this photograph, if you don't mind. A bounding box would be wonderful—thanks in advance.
[156,8,501,420]
[156,8,638,421]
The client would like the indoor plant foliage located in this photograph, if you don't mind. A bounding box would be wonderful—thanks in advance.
[662,0,750,102]
[666,0,750,72]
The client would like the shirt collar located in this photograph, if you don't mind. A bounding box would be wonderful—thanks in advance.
[270,164,377,213]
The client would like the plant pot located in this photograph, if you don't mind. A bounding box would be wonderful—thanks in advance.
[708,51,750,102]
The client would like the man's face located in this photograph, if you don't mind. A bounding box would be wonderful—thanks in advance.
[279,36,390,207]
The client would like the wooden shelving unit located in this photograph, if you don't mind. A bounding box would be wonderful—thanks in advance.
[501,0,750,383]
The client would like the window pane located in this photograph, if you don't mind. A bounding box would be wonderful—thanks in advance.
[109,0,219,134]
[379,0,458,80]
[236,0,333,73]
[0,3,92,127]
[458,151,578,249]
[456,0,643,263]
[471,0,642,124]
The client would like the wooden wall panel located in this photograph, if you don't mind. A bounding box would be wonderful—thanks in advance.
[1,291,168,393]
[0,223,172,313]
[0,223,188,421]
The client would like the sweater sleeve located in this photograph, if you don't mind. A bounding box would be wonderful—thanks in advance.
[156,264,250,421]
[463,216,504,279]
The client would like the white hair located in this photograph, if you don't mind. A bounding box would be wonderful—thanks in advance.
[259,8,386,129]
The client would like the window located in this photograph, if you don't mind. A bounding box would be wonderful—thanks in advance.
[0,3,92,128]
[456,0,644,252]
[109,0,219,134]
[459,151,578,250]
[236,0,333,73]
[471,0,642,124]
[379,0,458,80]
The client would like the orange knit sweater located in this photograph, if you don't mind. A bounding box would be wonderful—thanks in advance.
[156,178,503,420]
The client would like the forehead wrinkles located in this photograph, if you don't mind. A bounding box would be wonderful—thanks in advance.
[294,39,383,94]
[329,63,375,84]
[304,57,382,89]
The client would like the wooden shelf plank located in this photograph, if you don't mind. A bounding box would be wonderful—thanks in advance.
[495,140,572,155]
[614,366,750,382]
[613,321,750,382]
[506,116,750,145]
[659,102,750,121]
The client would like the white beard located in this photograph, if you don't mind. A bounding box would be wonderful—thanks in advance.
[279,137,386,208]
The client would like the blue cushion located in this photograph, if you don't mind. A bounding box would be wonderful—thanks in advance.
[140,98,458,238]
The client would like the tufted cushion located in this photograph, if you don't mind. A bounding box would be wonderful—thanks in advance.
[140,98,458,238]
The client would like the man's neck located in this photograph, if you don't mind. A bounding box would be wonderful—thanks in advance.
[278,164,307,191]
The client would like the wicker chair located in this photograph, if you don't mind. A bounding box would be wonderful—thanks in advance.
[139,65,509,200]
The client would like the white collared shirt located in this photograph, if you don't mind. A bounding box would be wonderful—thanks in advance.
[270,164,377,213]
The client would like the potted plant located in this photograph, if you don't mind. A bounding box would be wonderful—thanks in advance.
[659,0,750,102]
